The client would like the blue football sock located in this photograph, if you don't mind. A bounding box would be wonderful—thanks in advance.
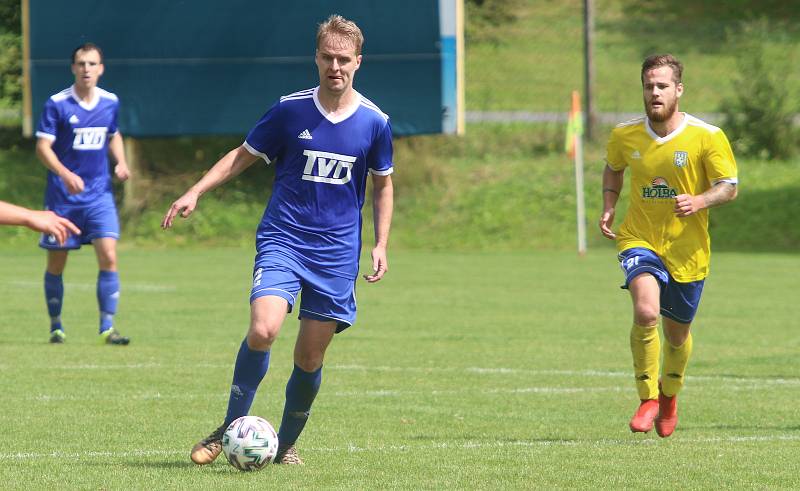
[96,270,119,334]
[277,364,322,446]
[224,339,271,426]
[44,272,64,332]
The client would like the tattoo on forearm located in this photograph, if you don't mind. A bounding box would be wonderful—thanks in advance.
[703,182,737,208]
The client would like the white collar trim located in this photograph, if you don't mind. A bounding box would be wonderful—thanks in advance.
[645,113,687,144]
[70,85,100,111]
[312,86,361,124]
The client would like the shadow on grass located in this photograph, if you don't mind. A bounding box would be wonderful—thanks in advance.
[113,460,192,470]
[101,460,272,473]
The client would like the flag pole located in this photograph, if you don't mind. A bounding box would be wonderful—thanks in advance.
[568,91,588,255]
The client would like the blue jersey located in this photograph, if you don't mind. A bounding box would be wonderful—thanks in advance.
[36,85,120,207]
[244,87,394,279]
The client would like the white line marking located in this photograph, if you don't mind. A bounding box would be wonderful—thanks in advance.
[8,387,629,403]
[330,365,800,386]
[3,362,798,387]
[4,280,176,292]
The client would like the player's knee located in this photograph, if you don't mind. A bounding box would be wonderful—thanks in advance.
[98,252,117,270]
[294,352,323,372]
[664,325,690,347]
[633,305,659,327]
[247,322,279,350]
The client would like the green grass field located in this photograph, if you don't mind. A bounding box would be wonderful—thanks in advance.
[1,248,798,489]
[467,0,800,112]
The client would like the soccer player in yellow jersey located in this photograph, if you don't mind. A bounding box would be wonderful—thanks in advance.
[599,54,738,438]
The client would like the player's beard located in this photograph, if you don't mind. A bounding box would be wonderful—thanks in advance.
[645,96,678,123]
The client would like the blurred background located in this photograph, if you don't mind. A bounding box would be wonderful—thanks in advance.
[1,0,798,253]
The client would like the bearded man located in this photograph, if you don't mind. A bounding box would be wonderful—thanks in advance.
[599,54,738,438]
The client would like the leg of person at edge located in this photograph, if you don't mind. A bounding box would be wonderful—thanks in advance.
[35,42,131,346]
[599,54,738,437]
[161,15,394,464]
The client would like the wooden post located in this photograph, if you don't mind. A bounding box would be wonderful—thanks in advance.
[21,0,33,137]
[123,137,142,213]
[583,0,596,141]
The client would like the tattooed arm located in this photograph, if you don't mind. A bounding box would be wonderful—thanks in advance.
[674,182,737,217]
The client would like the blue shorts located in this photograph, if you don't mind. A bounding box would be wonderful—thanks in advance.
[249,251,356,332]
[618,247,705,324]
[39,195,120,250]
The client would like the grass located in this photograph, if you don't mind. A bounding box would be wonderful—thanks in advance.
[466,0,800,112]
[1,248,799,489]
[3,122,799,253]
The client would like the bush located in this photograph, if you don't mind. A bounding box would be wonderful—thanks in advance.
[0,0,21,114]
[719,19,798,160]
[465,0,524,43]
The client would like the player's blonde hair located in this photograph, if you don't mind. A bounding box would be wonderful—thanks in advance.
[316,14,364,55]
[641,54,683,84]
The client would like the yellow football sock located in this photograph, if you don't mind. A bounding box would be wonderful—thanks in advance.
[661,332,693,397]
[630,323,660,400]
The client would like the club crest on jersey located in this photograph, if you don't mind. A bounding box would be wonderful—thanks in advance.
[72,127,108,150]
[302,150,356,185]
[674,150,688,168]
[642,177,678,199]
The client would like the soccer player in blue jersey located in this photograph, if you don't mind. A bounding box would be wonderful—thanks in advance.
[162,15,394,465]
[35,43,131,345]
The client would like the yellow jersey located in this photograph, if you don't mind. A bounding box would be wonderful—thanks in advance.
[606,113,738,281]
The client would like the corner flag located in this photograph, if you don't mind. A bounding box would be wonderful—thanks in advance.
[566,90,587,255]
[565,90,584,158]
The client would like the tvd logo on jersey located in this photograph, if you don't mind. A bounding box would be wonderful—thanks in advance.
[72,127,108,150]
[642,177,678,199]
[301,150,356,185]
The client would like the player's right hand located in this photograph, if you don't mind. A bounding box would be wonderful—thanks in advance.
[599,208,616,239]
[62,172,85,195]
[28,210,81,246]
[162,191,199,229]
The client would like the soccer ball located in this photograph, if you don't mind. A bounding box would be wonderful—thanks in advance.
[222,415,279,471]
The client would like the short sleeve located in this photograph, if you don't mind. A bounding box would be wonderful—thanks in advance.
[35,99,59,141]
[108,99,119,135]
[605,128,626,171]
[244,101,284,164]
[367,119,393,175]
[703,129,738,185]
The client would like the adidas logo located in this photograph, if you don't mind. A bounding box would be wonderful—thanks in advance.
[631,150,641,159]
[69,114,79,124]
[298,129,313,140]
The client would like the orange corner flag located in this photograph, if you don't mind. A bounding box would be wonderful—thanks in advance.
[565,91,584,158]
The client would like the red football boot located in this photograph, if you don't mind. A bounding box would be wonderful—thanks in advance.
[629,399,659,433]
[655,388,678,438]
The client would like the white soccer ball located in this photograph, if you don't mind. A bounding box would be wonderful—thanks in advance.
[222,415,279,471]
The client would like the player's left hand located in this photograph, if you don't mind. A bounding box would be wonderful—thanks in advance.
[674,194,706,217]
[363,245,388,283]
[115,162,131,181]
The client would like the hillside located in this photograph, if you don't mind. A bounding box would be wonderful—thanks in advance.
[1,1,799,252]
